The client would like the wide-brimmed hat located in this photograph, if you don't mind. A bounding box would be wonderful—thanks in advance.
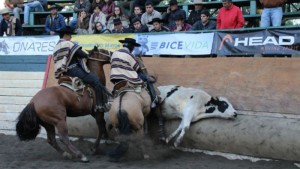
[194,0,203,5]
[113,18,122,25]
[1,8,10,15]
[169,0,178,5]
[119,38,141,47]
[148,18,163,24]
[57,26,75,35]
[49,5,57,10]
[174,14,185,20]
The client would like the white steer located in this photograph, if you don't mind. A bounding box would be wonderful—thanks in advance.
[158,85,237,147]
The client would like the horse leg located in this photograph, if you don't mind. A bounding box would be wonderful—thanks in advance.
[166,121,183,144]
[56,121,89,162]
[41,123,68,156]
[91,112,107,154]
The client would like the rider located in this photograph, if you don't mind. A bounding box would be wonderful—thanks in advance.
[52,26,111,112]
[110,38,160,108]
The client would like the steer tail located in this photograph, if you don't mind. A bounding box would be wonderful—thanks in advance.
[16,102,41,141]
[117,93,131,135]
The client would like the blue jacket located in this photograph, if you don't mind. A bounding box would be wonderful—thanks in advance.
[45,14,66,34]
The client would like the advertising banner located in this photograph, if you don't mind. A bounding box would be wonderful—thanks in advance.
[212,29,300,55]
[0,36,59,55]
[133,33,214,55]
[72,34,134,51]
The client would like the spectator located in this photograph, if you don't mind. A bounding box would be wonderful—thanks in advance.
[102,0,115,20]
[217,0,244,29]
[22,0,47,26]
[187,0,205,25]
[259,0,286,27]
[148,17,169,32]
[132,0,160,13]
[44,5,66,35]
[162,0,186,29]
[88,5,106,34]
[111,18,132,33]
[0,8,22,36]
[94,21,110,34]
[76,9,90,34]
[74,0,91,14]
[107,6,130,31]
[141,1,162,31]
[191,9,216,30]
[4,0,23,20]
[91,0,104,13]
[132,17,148,33]
[171,14,191,32]
[130,5,143,25]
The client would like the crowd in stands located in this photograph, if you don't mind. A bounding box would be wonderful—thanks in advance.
[0,0,289,36]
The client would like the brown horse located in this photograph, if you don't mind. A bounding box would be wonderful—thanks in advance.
[16,46,112,162]
[108,82,152,161]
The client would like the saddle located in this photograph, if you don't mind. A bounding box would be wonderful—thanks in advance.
[58,76,86,92]
[112,80,146,98]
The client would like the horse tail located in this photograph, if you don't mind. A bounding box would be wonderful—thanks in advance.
[16,102,41,141]
[117,93,131,135]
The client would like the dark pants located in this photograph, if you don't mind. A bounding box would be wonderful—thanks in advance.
[65,65,107,106]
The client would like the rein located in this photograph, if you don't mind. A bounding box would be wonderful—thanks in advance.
[88,49,112,62]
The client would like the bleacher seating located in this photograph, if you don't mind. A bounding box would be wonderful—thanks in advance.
[19,0,299,35]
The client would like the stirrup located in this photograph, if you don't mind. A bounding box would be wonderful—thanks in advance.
[94,103,111,112]
[151,96,161,109]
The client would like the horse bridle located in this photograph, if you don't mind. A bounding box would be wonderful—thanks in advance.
[88,49,112,62]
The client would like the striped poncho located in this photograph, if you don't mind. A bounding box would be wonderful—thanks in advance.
[110,48,143,84]
[52,39,86,78]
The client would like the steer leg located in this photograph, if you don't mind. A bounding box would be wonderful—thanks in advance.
[166,121,183,144]
[174,109,194,147]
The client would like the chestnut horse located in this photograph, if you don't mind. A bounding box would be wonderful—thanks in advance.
[16,46,112,162]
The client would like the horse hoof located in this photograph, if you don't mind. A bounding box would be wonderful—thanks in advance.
[62,152,72,160]
[81,156,89,163]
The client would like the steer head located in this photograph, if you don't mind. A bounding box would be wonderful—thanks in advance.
[204,96,237,119]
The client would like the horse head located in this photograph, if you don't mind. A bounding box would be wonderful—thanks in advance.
[205,96,237,119]
[87,45,112,65]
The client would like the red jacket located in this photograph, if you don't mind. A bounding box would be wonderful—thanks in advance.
[217,4,245,29]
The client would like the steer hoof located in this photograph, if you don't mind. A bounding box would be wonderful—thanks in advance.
[81,155,89,163]
[62,152,73,160]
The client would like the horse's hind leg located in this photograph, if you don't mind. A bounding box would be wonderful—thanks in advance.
[41,123,65,154]
[56,121,89,162]
[91,112,107,154]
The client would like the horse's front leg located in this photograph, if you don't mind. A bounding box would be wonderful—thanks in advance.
[91,112,107,154]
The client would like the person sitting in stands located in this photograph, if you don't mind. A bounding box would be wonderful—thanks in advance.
[148,17,169,32]
[75,9,90,34]
[106,6,130,31]
[44,5,66,35]
[4,0,23,20]
[22,0,47,26]
[88,5,106,34]
[162,0,186,29]
[102,0,115,21]
[191,9,216,31]
[111,18,132,33]
[141,1,162,31]
[0,8,22,36]
[217,0,244,29]
[130,5,143,27]
[187,0,205,25]
[93,21,110,34]
[132,17,148,33]
[171,14,191,32]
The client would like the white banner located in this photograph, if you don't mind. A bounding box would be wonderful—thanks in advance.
[133,33,214,55]
[0,36,59,56]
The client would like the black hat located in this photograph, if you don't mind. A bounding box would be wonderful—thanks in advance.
[169,0,178,5]
[174,14,185,20]
[148,18,163,24]
[119,38,141,47]
[132,17,141,24]
[49,5,57,10]
[57,26,74,35]
[113,18,122,25]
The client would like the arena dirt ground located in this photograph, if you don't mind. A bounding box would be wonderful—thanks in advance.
[0,133,298,169]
